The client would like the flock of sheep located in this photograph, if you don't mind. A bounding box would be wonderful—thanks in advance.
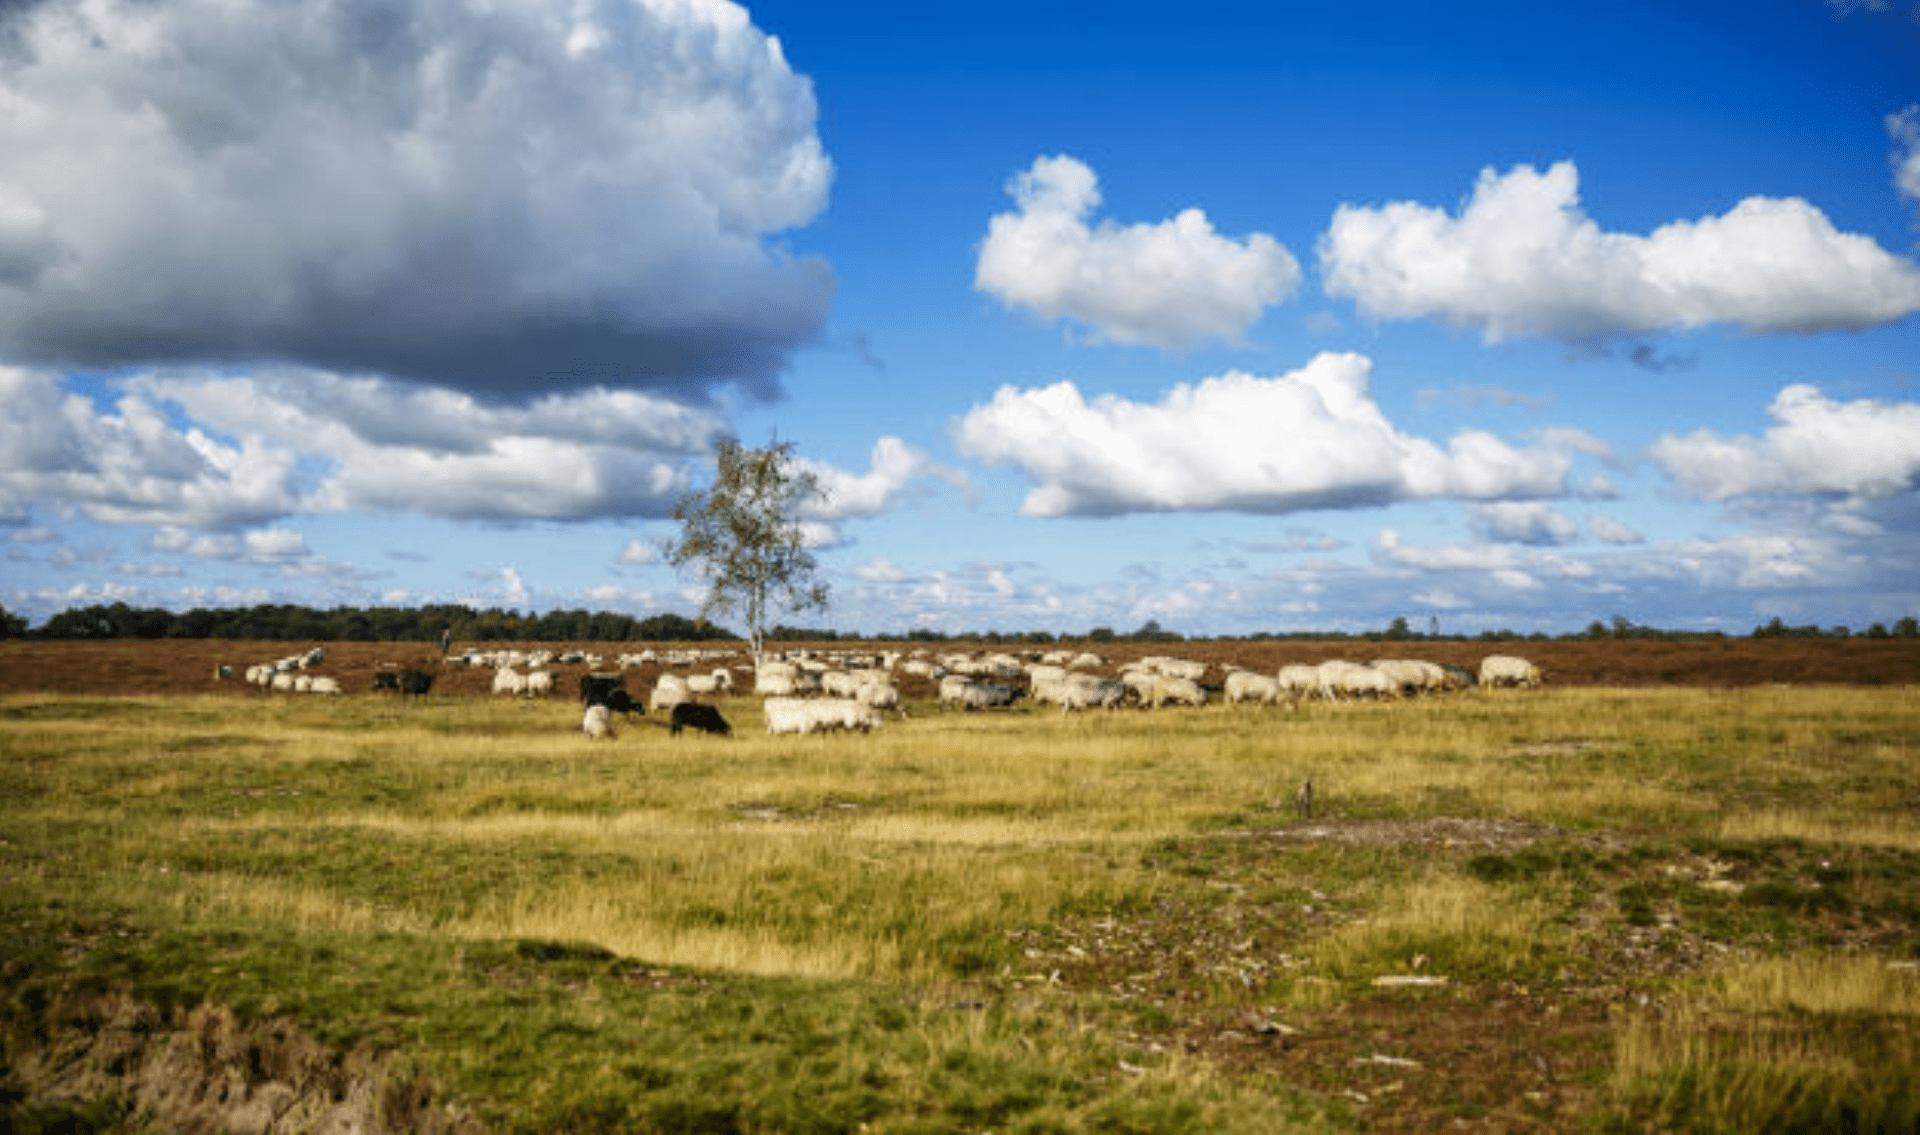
[216,643,1544,740]
[230,647,343,694]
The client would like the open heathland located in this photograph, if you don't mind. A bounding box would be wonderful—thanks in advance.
[2,641,1918,1131]
[2,635,1920,698]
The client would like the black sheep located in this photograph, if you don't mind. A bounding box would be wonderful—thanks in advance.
[670,702,731,736]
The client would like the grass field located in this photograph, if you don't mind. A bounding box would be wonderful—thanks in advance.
[3,668,1918,1131]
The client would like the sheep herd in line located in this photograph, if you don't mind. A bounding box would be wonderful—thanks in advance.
[218,644,1545,741]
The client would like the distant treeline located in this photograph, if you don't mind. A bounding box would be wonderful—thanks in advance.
[2,604,1916,644]
[1,602,734,644]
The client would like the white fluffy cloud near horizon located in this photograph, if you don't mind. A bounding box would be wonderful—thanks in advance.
[0,0,833,400]
[975,154,1302,349]
[0,365,717,530]
[952,351,1597,518]
[0,366,972,568]
[1651,383,1920,502]
[1319,161,1920,341]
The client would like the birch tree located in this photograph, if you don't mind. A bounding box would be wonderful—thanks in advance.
[663,439,829,661]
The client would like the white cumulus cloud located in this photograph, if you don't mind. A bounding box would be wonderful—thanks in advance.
[1468,501,1580,546]
[975,154,1301,350]
[952,352,1580,518]
[799,438,972,522]
[1319,161,1920,341]
[1651,384,1920,502]
[0,0,833,400]
[1890,105,1920,211]
[1586,513,1645,546]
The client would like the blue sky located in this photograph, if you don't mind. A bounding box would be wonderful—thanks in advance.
[2,0,1918,636]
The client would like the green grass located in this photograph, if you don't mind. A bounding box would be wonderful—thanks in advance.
[2,685,1918,1130]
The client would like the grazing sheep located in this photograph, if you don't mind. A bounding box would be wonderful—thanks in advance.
[763,696,883,735]
[1370,659,1443,696]
[524,669,555,697]
[1136,656,1207,683]
[1315,660,1394,701]
[670,703,733,736]
[1224,670,1281,706]
[820,670,863,699]
[307,676,342,695]
[855,679,904,717]
[491,667,527,696]
[650,673,692,712]
[600,689,643,719]
[939,676,1021,710]
[1149,675,1207,708]
[398,670,435,697]
[1120,671,1207,708]
[582,703,616,740]
[1276,664,1322,703]
[1479,654,1542,689]
[579,673,625,706]
[1032,673,1128,713]
[755,661,800,696]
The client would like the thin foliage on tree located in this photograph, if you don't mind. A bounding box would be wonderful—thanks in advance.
[664,438,830,660]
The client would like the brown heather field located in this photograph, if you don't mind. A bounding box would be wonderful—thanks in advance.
[0,635,1917,698]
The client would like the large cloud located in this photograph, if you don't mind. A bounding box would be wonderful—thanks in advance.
[952,351,1590,517]
[975,155,1300,349]
[0,0,832,399]
[1651,384,1920,501]
[0,366,723,528]
[1318,161,1920,341]
[0,365,973,540]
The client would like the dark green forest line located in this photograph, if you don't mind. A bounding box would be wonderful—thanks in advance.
[2,602,1916,644]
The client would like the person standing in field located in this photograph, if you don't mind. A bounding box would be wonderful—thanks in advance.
[440,627,451,655]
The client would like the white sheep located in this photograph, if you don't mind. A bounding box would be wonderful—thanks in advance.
[581,703,616,740]
[1032,673,1128,712]
[524,669,555,697]
[1479,654,1542,688]
[1224,670,1280,706]
[1316,660,1394,700]
[1136,655,1207,682]
[820,670,863,699]
[1149,675,1207,708]
[1276,665,1321,703]
[854,680,904,716]
[491,667,527,696]
[307,676,342,695]
[1371,659,1446,697]
[762,696,883,735]
[939,677,1021,710]
[650,673,691,712]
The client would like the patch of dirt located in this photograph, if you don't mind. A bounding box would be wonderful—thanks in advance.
[1252,816,1571,851]
[990,818,1708,1131]
[3,992,482,1135]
